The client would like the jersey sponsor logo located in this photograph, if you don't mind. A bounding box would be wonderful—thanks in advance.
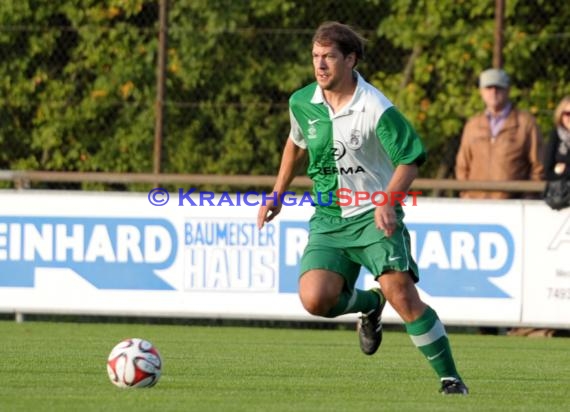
[308,119,319,125]
[317,165,366,175]
[331,140,347,160]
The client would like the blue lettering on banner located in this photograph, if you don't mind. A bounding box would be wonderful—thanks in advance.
[278,221,308,293]
[0,217,177,290]
[184,220,277,291]
[412,223,514,298]
[278,221,515,298]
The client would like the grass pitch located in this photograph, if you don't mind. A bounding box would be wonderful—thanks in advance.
[0,320,568,412]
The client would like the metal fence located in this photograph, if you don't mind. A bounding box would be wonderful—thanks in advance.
[0,0,569,190]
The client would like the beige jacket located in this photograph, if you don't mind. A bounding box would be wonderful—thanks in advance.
[455,107,544,199]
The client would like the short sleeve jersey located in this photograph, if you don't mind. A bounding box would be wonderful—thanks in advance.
[289,72,426,218]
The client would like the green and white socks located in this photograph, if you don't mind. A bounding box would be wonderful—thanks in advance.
[324,291,462,382]
[405,306,462,381]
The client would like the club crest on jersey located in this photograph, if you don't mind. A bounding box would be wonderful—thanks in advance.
[347,129,362,150]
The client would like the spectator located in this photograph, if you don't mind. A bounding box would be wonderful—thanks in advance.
[455,68,544,199]
[544,96,570,184]
[543,96,570,211]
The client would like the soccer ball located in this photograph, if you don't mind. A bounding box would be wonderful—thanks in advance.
[106,338,162,388]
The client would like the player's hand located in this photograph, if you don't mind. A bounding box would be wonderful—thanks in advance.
[374,204,397,237]
[257,199,282,230]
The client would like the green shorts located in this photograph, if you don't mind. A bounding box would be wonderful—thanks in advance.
[300,207,419,289]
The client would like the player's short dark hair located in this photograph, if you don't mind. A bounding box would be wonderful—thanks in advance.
[312,21,366,66]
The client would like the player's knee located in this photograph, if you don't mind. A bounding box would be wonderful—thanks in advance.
[301,301,329,317]
[299,289,334,317]
[384,288,425,322]
[299,270,344,317]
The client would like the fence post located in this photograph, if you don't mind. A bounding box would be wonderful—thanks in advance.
[153,0,169,182]
[493,0,505,68]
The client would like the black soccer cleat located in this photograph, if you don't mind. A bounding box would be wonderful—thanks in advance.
[357,289,386,355]
[439,378,469,395]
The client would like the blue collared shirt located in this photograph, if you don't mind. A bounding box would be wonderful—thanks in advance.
[486,102,512,139]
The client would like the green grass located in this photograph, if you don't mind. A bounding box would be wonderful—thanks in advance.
[0,321,568,412]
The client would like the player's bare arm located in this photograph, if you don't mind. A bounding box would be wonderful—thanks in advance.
[374,163,418,237]
[257,138,307,229]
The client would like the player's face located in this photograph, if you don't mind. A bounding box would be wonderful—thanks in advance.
[480,86,510,113]
[312,42,355,91]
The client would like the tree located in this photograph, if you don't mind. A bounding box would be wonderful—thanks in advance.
[378,0,570,177]
[0,0,568,189]
[0,0,157,181]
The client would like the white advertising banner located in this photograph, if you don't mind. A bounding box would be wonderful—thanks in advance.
[0,190,566,328]
[522,204,570,328]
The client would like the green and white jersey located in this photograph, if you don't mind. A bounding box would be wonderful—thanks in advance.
[289,72,426,218]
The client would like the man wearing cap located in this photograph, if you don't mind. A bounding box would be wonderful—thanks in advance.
[455,68,544,199]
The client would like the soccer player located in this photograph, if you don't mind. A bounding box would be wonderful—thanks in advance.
[257,21,468,395]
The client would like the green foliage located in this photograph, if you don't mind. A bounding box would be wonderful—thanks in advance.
[0,0,569,188]
[0,0,155,179]
[375,0,570,175]
[163,0,384,178]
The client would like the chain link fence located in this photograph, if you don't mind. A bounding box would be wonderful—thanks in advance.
[0,0,569,190]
